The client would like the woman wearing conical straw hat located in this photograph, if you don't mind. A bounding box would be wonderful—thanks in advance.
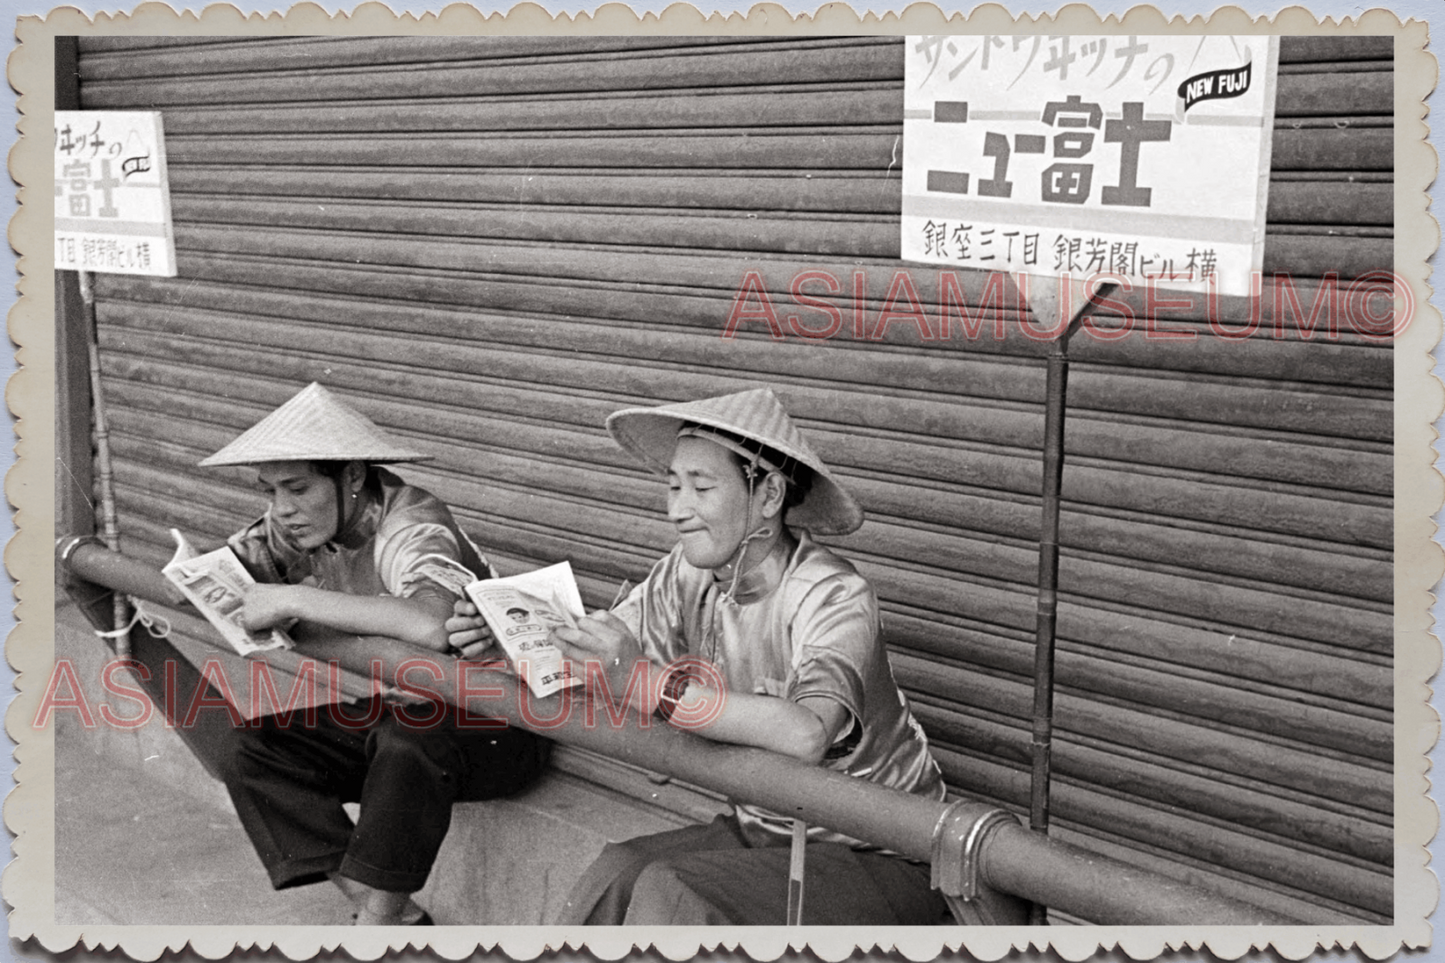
[451,388,946,924]
[202,383,549,926]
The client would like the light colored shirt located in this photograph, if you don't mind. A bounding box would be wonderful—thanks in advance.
[615,530,945,846]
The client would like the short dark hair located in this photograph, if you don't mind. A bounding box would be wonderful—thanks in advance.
[309,461,380,494]
[309,460,351,479]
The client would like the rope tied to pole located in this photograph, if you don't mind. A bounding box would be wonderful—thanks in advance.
[91,597,171,643]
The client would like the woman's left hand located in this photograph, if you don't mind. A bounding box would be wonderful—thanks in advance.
[551,611,651,705]
[445,599,496,658]
[241,584,300,631]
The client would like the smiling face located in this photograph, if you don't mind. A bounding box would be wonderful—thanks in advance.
[256,460,342,551]
[666,436,763,570]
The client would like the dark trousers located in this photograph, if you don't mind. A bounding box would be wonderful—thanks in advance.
[222,698,549,893]
[557,814,946,925]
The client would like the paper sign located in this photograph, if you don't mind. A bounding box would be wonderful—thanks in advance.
[902,36,1278,296]
[54,110,177,276]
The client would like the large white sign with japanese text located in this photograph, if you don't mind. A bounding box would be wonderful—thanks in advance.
[902,36,1278,296]
[55,111,177,276]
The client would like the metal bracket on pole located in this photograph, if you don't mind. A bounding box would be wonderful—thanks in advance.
[57,534,134,645]
[930,801,1029,925]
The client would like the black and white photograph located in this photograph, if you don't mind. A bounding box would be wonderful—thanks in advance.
[9,8,1438,959]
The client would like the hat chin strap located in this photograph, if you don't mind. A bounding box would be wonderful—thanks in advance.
[330,470,365,545]
[331,475,349,544]
[719,458,778,602]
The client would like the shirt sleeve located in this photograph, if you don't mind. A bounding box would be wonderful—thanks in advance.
[612,547,690,667]
[785,572,880,733]
[373,520,476,601]
[226,516,285,584]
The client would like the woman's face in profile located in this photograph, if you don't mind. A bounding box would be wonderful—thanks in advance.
[667,435,753,570]
[257,460,340,551]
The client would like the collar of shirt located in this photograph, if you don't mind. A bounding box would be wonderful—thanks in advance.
[713,529,798,605]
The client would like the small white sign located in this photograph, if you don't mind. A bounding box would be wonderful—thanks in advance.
[903,36,1278,296]
[54,110,177,276]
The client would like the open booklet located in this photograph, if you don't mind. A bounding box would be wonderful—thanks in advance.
[465,561,587,698]
[161,529,294,656]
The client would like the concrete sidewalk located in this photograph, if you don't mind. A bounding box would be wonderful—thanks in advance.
[52,599,353,924]
[55,721,355,926]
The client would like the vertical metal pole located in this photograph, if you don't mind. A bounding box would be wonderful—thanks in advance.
[79,270,130,652]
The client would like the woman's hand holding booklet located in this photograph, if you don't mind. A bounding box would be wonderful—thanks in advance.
[458,561,588,698]
[161,529,294,657]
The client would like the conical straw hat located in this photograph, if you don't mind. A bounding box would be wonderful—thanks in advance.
[605,387,863,535]
[200,383,432,467]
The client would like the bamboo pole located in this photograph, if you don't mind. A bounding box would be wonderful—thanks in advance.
[78,270,130,654]
[1015,275,1107,924]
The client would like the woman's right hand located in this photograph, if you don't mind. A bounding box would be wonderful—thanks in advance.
[241,583,301,632]
[551,610,652,707]
[445,599,497,660]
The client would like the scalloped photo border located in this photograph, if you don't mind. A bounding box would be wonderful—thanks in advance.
[5,5,1439,960]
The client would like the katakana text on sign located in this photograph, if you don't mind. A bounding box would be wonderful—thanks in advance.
[55,111,177,277]
[902,36,1278,296]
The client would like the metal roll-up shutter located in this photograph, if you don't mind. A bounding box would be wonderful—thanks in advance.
[74,34,1392,923]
